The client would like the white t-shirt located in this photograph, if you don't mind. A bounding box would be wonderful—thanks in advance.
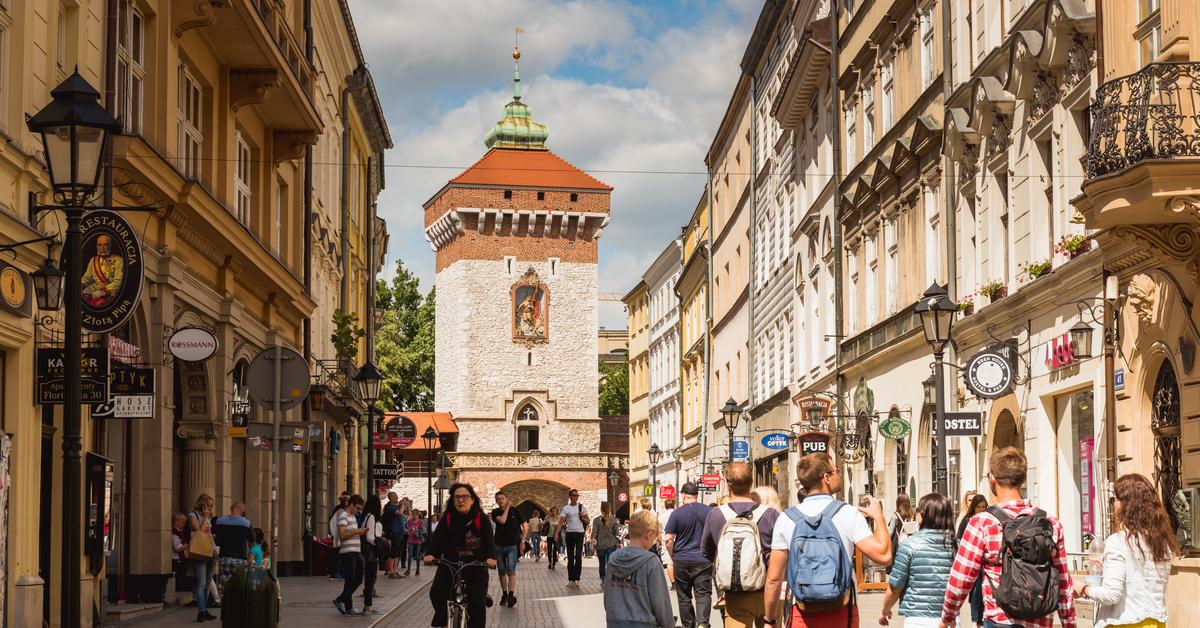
[338,511,361,554]
[770,494,872,578]
[562,503,587,533]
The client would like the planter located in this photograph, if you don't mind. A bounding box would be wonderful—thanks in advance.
[1068,240,1092,258]
[986,287,1008,302]
[959,304,975,316]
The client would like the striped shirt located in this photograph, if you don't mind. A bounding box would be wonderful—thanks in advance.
[337,511,361,554]
[941,499,1076,627]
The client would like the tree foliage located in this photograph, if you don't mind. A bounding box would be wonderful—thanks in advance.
[330,309,365,363]
[598,356,629,416]
[375,260,436,411]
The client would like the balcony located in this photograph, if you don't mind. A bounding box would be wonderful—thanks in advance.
[1079,62,1200,227]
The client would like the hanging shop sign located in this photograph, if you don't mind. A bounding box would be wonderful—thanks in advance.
[643,485,653,497]
[941,412,984,437]
[797,431,831,456]
[879,416,912,440]
[247,422,310,453]
[387,415,418,449]
[109,336,141,364]
[1080,437,1095,536]
[731,439,750,461]
[659,485,676,500]
[229,413,248,438]
[72,210,144,333]
[168,327,218,363]
[761,432,791,450]
[371,466,400,482]
[700,472,723,488]
[797,396,832,427]
[618,492,628,503]
[0,260,32,318]
[964,349,1015,399]
[92,366,156,418]
[37,346,109,404]
[1045,333,1078,370]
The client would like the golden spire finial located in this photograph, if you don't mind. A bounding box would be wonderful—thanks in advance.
[514,27,524,60]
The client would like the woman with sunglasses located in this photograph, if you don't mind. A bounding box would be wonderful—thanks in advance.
[424,483,496,628]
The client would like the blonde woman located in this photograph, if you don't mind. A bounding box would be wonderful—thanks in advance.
[751,485,782,511]
[186,494,217,622]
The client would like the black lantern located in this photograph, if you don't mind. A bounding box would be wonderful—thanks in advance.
[422,426,439,450]
[608,470,620,488]
[647,443,663,466]
[721,398,741,433]
[922,374,936,406]
[26,71,121,202]
[354,360,383,405]
[915,283,957,352]
[31,257,65,311]
[1070,320,1094,359]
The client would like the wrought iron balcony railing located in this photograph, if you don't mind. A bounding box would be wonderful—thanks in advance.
[1089,62,1200,179]
[313,358,359,403]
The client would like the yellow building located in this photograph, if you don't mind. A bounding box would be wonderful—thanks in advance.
[0,1,388,624]
[622,281,650,500]
[677,192,710,481]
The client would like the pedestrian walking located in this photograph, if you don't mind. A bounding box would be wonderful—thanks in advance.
[657,498,676,588]
[528,511,544,561]
[888,494,918,554]
[328,491,350,581]
[1074,473,1176,628]
[185,494,217,623]
[594,501,622,582]
[763,452,893,628]
[878,493,956,628]
[546,506,560,570]
[664,482,713,628]
[424,483,497,628]
[604,509,675,628]
[702,463,779,628]
[406,509,427,576]
[358,495,386,616]
[939,447,1077,628]
[750,486,781,512]
[212,501,255,600]
[491,490,528,607]
[332,494,369,616]
[560,489,590,586]
[956,493,989,627]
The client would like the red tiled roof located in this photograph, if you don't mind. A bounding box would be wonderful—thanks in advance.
[449,147,613,191]
[381,412,457,450]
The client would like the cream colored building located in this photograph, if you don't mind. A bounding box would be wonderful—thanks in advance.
[677,195,710,483]
[622,281,650,501]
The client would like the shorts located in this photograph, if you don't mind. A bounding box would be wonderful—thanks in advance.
[496,545,519,574]
[388,533,406,558]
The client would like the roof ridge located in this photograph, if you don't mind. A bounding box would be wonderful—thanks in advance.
[543,148,613,190]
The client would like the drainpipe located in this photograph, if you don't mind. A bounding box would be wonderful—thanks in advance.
[940,0,960,488]
[303,0,318,574]
[703,174,716,468]
[365,154,376,362]
[830,0,847,489]
[748,76,758,418]
[102,0,121,607]
[339,80,353,314]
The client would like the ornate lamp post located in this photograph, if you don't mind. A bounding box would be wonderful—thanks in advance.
[422,426,440,537]
[27,71,121,628]
[915,283,958,497]
[647,443,662,511]
[721,398,741,462]
[354,360,383,494]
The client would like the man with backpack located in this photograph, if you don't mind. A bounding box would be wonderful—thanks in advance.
[664,482,714,628]
[701,463,779,628]
[763,453,892,627]
[940,447,1076,628]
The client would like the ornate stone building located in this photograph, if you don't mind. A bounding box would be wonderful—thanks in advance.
[429,50,623,518]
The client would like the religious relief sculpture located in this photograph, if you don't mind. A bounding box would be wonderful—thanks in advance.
[512,268,549,342]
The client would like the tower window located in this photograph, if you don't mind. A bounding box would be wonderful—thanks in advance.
[518,426,540,451]
[537,191,545,200]
[527,351,533,366]
[504,190,513,199]
[569,193,578,202]
[549,257,559,276]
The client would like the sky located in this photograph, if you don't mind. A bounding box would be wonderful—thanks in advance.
[347,0,760,328]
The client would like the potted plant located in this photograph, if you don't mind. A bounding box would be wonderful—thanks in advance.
[979,280,1008,302]
[1019,259,1052,282]
[957,294,975,316]
[1055,233,1091,259]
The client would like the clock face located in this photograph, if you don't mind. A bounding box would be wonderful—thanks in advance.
[0,267,25,308]
[966,352,1013,399]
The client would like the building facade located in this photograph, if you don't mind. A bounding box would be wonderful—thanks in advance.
[623,282,650,502]
[677,197,710,483]
[646,241,682,503]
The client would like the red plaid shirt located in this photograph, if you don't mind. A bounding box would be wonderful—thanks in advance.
[941,500,1076,627]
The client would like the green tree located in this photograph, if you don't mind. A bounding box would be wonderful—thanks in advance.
[375,260,436,411]
[599,356,629,416]
[330,309,365,363]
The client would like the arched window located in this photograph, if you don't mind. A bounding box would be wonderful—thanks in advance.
[516,403,540,452]
[1152,360,1182,534]
[889,408,909,499]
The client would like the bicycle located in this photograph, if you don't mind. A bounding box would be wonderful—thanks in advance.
[434,559,493,628]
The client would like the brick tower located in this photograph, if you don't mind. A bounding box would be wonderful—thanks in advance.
[423,45,617,518]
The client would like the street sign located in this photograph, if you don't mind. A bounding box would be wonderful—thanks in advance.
[942,412,984,437]
[659,485,676,500]
[696,484,717,492]
[617,491,628,503]
[246,347,309,410]
[247,422,310,453]
[37,346,109,404]
[761,432,790,450]
[732,439,750,460]
[964,349,1015,399]
[797,431,832,456]
[1114,368,1125,391]
[701,473,722,488]
[388,415,417,448]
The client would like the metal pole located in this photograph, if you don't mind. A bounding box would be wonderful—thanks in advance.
[426,448,434,546]
[651,466,657,511]
[933,347,949,497]
[366,403,375,497]
[271,345,282,577]
[63,207,83,628]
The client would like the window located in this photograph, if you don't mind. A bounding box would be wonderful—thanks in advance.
[178,64,203,180]
[569,193,578,202]
[847,248,859,332]
[234,131,252,225]
[862,84,875,153]
[884,219,898,314]
[517,426,540,452]
[865,232,878,323]
[844,101,856,169]
[116,0,144,133]
[881,59,894,131]
[1137,0,1161,66]
[921,8,935,90]
[504,189,513,200]
[924,183,941,285]
[274,179,286,256]
[0,16,8,131]
[537,191,545,200]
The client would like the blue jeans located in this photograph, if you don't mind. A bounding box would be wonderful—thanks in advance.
[189,559,210,612]
[597,547,614,581]
[528,533,542,557]
[496,545,519,574]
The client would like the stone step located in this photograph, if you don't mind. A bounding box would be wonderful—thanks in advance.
[105,602,163,622]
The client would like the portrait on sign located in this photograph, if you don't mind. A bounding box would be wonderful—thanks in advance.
[512,269,549,341]
[72,211,143,333]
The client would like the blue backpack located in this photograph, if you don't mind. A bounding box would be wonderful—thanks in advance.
[784,499,854,606]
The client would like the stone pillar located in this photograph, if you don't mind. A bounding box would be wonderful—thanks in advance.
[177,361,217,509]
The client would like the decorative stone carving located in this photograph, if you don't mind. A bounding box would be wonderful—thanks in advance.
[1166,197,1200,223]
[449,452,619,470]
[230,70,278,112]
[1064,34,1095,88]
[1029,71,1062,122]
[1126,273,1159,327]
[175,0,227,38]
[959,144,979,187]
[987,114,1013,159]
[272,131,318,163]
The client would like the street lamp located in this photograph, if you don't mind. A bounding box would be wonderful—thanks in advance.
[915,282,958,497]
[27,70,121,628]
[354,360,383,494]
[1070,320,1095,360]
[422,426,439,540]
[721,398,741,462]
[647,443,662,510]
[922,374,936,407]
[31,257,65,311]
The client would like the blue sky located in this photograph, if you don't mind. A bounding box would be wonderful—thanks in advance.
[347,0,759,327]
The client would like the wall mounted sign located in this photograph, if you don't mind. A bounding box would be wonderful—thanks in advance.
[659,485,676,500]
[91,366,156,418]
[388,415,417,449]
[941,412,984,437]
[168,327,218,362]
[797,431,832,456]
[1045,333,1077,370]
[964,349,1015,399]
[700,473,722,488]
[761,432,791,450]
[879,417,911,440]
[37,347,109,404]
[731,439,750,460]
[247,422,309,453]
[72,210,144,333]
[1114,368,1125,391]
[0,260,32,318]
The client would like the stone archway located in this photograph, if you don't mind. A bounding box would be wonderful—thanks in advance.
[992,410,1022,450]
[514,500,546,521]
[495,479,571,519]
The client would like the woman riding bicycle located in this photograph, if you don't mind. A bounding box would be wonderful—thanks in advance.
[423,483,496,628]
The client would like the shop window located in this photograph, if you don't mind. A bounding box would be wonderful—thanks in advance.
[1151,360,1183,535]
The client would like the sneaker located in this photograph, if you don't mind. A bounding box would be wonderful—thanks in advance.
[508,593,517,607]
[499,591,510,607]
[333,599,346,615]
[345,608,364,616]
[201,611,217,621]
[363,609,383,616]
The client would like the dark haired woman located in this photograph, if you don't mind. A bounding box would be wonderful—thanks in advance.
[878,493,956,628]
[359,494,384,616]
[957,493,989,627]
[424,483,496,628]
[1075,474,1176,628]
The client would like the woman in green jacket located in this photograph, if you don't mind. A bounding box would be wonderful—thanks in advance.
[878,493,956,628]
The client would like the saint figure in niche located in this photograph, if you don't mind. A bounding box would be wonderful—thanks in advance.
[514,285,546,339]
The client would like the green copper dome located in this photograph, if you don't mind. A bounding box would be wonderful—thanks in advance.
[484,47,549,150]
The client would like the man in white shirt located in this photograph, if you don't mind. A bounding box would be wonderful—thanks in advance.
[763,453,891,627]
[559,489,589,586]
[333,495,369,616]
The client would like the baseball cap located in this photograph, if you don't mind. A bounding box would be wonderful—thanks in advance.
[681,482,699,496]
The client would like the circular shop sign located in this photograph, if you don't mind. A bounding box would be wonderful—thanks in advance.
[72,210,145,333]
[168,327,218,362]
[879,417,912,440]
[388,415,417,448]
[964,350,1015,399]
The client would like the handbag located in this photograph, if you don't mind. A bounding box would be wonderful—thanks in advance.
[186,512,214,559]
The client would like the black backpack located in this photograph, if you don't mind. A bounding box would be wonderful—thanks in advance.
[985,506,1059,619]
